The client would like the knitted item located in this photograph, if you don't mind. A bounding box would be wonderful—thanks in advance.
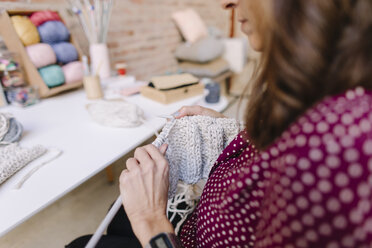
[0,143,46,184]
[86,100,145,128]
[153,115,240,198]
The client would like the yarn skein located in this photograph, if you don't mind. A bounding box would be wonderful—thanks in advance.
[62,61,84,84]
[29,10,62,27]
[26,43,56,68]
[37,21,70,44]
[51,42,78,64]
[38,65,65,88]
[1,118,23,144]
[11,15,40,46]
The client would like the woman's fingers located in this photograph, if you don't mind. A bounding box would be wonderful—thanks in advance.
[126,157,139,171]
[175,105,204,118]
[141,144,168,169]
[130,144,168,171]
[159,143,168,155]
[119,144,173,247]
[134,146,155,167]
[174,105,226,119]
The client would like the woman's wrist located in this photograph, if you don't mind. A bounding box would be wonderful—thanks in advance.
[131,214,174,247]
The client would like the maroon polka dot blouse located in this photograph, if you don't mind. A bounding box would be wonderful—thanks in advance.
[178,87,372,248]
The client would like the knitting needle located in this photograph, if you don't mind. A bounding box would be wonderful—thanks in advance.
[157,114,175,119]
[71,6,92,43]
[95,59,103,76]
[75,0,93,42]
[102,0,113,43]
[80,5,93,41]
[101,0,108,43]
[82,55,90,76]
[94,0,101,42]
[85,195,122,248]
[84,0,97,43]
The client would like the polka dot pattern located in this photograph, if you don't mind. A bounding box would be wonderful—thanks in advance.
[179,88,372,247]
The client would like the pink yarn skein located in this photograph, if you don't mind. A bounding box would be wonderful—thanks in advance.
[26,43,56,68]
[29,10,62,27]
[62,61,84,84]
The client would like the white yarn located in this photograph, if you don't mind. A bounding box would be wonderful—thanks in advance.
[153,115,240,198]
[0,143,47,185]
[167,180,206,234]
[86,99,145,128]
[14,148,63,189]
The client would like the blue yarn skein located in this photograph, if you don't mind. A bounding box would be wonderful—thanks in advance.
[38,21,70,44]
[51,42,79,64]
[39,65,65,88]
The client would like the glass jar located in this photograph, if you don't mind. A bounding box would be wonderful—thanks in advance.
[0,50,26,88]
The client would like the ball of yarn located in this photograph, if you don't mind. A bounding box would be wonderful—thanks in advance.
[51,42,78,64]
[38,65,65,88]
[29,10,62,27]
[62,61,84,84]
[26,43,56,68]
[11,15,40,46]
[37,21,70,44]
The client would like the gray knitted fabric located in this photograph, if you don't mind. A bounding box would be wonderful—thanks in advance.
[0,143,46,184]
[153,116,240,198]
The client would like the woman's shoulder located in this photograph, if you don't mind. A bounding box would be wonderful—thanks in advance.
[252,87,372,246]
[245,86,372,180]
[272,87,372,155]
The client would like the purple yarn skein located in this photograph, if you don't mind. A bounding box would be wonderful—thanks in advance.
[37,20,70,44]
[51,42,79,64]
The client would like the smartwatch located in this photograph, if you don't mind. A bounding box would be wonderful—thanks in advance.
[145,232,181,248]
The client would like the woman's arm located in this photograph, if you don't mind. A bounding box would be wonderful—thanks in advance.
[119,144,175,246]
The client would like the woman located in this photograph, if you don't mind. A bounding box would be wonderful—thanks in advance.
[68,0,372,247]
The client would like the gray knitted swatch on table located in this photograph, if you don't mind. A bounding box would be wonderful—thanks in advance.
[0,143,47,184]
[152,116,240,198]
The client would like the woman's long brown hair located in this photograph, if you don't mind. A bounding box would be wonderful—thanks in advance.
[246,0,372,150]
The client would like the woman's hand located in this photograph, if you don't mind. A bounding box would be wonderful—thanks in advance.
[174,105,226,119]
[119,144,174,246]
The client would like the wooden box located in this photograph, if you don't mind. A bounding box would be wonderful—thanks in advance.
[140,73,204,104]
[0,9,83,98]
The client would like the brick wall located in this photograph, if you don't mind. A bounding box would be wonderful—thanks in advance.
[2,0,230,80]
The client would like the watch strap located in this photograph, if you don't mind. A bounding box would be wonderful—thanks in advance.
[145,232,182,248]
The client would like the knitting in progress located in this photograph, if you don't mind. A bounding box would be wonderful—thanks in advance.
[85,115,240,248]
[153,115,240,198]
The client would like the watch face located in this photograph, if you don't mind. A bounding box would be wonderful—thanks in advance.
[150,233,172,248]
[154,238,168,248]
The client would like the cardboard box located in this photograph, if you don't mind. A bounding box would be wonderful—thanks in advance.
[140,73,204,104]
[0,9,83,98]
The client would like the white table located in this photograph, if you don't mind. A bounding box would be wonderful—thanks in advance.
[0,82,228,237]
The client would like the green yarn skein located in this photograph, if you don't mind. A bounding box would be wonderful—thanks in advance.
[38,65,65,88]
